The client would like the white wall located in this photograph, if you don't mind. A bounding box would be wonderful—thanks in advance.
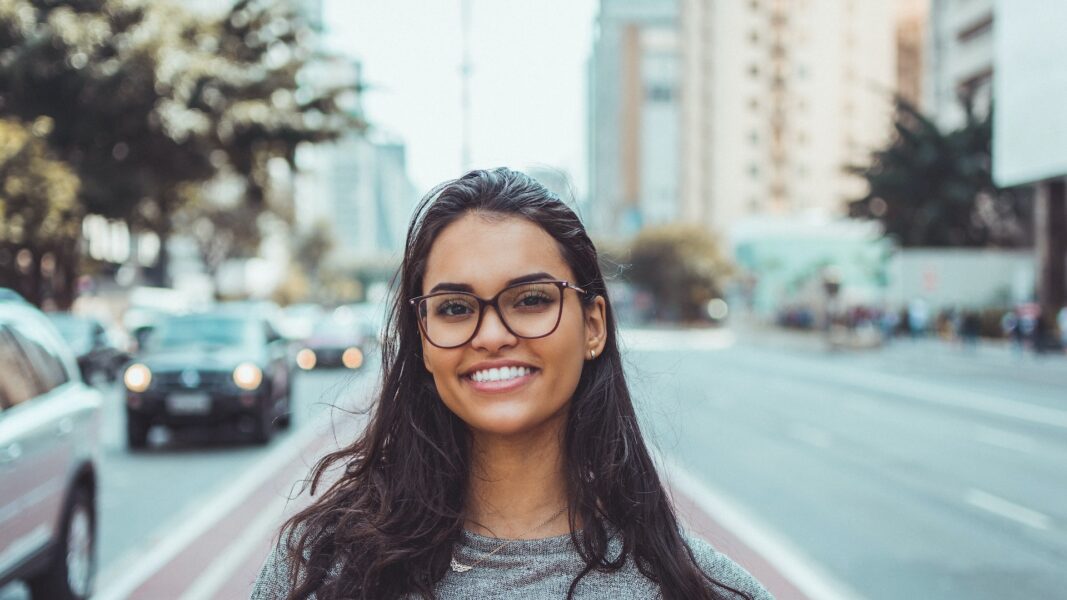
[887,249,1034,309]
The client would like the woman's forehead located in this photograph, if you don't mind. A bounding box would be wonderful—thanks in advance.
[423,213,573,294]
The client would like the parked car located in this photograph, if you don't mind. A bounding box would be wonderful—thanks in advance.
[294,312,369,371]
[46,313,130,383]
[123,309,292,448]
[0,297,101,599]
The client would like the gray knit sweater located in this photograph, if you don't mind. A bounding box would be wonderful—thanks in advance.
[250,527,773,599]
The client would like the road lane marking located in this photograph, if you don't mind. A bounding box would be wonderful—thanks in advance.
[737,349,1067,430]
[786,423,833,449]
[964,489,1052,531]
[972,425,1037,454]
[93,413,334,600]
[656,452,864,600]
[178,491,294,600]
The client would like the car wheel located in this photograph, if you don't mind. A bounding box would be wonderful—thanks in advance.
[276,381,292,429]
[126,414,149,450]
[276,410,292,429]
[28,486,95,600]
[250,402,273,445]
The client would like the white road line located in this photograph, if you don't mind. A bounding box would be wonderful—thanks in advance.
[657,452,864,600]
[859,371,1067,429]
[739,350,1067,430]
[179,491,295,600]
[972,425,1037,454]
[964,489,1052,531]
[93,415,333,600]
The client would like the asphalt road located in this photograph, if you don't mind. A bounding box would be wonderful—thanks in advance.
[4,329,1065,599]
[626,328,1067,600]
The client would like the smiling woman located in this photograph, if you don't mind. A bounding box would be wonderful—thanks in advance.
[251,168,771,600]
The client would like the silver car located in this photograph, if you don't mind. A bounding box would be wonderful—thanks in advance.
[0,297,101,599]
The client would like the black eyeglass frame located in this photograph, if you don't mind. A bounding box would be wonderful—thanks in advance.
[409,280,588,349]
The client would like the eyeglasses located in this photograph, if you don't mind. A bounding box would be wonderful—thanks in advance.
[409,280,587,349]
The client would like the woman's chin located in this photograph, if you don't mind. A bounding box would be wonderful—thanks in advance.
[464,406,566,440]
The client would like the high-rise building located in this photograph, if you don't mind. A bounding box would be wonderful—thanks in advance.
[679,0,896,237]
[924,0,994,130]
[896,0,928,110]
[588,0,680,238]
[293,58,418,264]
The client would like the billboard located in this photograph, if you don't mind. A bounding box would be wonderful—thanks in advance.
[993,0,1067,187]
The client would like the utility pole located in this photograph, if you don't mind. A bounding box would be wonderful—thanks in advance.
[460,0,472,172]
[1036,178,1067,317]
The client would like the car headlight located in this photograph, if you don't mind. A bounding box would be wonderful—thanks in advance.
[296,348,316,370]
[124,363,152,392]
[232,362,263,390]
[342,347,363,369]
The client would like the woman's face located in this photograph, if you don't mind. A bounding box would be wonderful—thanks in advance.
[419,212,606,439]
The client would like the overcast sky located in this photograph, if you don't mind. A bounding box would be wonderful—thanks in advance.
[323,0,598,196]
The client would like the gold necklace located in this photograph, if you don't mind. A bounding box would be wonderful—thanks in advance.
[450,506,568,573]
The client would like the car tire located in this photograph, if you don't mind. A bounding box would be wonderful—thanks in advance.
[276,381,292,429]
[126,414,149,450]
[250,401,273,445]
[27,486,95,600]
[276,410,292,429]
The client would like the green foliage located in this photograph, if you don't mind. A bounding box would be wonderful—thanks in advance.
[0,0,360,291]
[0,117,79,244]
[0,116,81,304]
[626,224,732,322]
[849,98,1031,247]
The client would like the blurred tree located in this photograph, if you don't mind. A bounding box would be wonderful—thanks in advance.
[0,0,359,289]
[849,97,1032,247]
[293,219,334,275]
[627,225,732,322]
[0,117,81,306]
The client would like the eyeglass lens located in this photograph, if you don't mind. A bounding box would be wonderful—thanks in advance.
[418,282,564,347]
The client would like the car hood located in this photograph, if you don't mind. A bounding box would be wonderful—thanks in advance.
[137,346,264,371]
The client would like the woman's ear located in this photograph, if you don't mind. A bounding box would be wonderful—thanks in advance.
[584,295,607,358]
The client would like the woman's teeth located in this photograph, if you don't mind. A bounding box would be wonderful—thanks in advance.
[470,366,532,383]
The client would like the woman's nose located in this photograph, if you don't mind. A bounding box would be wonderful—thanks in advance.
[470,305,517,351]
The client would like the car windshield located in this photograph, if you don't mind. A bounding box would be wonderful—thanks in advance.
[312,317,360,337]
[148,315,258,350]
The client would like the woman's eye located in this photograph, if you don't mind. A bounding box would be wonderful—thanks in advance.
[516,293,552,308]
[436,301,474,318]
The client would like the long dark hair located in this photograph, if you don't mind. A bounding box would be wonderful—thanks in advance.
[280,168,751,599]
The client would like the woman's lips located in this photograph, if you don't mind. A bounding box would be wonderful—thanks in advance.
[464,368,539,394]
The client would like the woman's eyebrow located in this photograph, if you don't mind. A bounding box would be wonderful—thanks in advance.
[428,271,557,294]
[428,282,474,293]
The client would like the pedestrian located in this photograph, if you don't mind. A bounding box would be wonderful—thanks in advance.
[251,168,770,600]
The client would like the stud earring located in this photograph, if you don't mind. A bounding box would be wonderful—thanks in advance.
[589,350,595,359]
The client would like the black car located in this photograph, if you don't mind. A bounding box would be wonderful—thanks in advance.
[46,313,130,383]
[122,310,292,448]
[0,297,101,599]
[294,312,368,371]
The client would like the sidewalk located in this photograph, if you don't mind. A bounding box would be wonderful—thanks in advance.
[732,318,1064,361]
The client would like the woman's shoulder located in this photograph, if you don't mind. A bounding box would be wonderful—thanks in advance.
[682,531,775,600]
[251,525,302,599]
[251,523,325,600]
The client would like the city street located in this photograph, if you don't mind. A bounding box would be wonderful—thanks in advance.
[4,328,1065,599]
[628,327,1067,600]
